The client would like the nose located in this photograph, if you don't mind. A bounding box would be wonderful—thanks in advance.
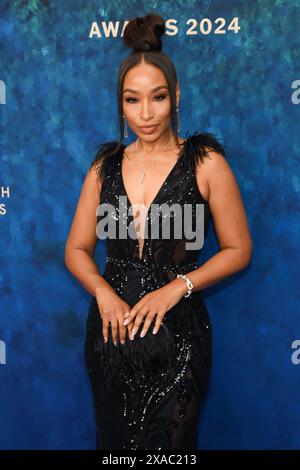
[140,100,154,120]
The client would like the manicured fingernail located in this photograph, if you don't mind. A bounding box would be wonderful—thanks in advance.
[121,340,125,345]
[123,319,129,325]
[140,330,146,338]
[130,331,136,340]
[153,329,157,335]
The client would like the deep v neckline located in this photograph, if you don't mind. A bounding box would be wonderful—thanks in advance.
[119,140,187,261]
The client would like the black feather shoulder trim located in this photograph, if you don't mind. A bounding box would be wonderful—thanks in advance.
[182,130,227,170]
[90,131,227,180]
[89,140,124,181]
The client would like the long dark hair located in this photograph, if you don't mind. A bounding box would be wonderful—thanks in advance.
[90,13,182,180]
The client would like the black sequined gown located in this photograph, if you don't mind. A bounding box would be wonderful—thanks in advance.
[84,132,226,450]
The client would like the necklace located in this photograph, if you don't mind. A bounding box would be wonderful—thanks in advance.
[136,134,175,183]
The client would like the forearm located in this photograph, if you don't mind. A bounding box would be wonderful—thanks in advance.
[174,247,252,295]
[64,246,114,297]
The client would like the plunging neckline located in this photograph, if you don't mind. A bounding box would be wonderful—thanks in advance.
[119,139,187,261]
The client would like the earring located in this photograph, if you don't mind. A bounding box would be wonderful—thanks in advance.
[176,105,180,133]
[123,114,128,138]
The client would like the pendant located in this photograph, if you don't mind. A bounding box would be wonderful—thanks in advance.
[140,170,145,183]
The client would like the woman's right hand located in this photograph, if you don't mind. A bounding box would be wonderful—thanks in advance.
[95,286,132,346]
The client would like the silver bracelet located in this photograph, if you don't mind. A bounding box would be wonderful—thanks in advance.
[176,274,193,298]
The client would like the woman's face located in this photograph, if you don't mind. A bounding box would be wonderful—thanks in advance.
[122,61,179,140]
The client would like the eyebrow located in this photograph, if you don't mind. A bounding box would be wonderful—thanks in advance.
[122,85,169,94]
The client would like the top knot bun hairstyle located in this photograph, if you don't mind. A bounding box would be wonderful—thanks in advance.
[123,13,165,54]
[115,12,181,145]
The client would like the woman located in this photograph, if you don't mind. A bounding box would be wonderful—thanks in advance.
[65,13,252,450]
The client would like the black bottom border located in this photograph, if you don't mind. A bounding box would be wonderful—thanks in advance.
[0,450,299,466]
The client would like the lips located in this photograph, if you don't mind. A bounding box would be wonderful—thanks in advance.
[139,125,158,134]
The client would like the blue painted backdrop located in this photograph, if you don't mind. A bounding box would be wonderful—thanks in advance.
[0,0,299,450]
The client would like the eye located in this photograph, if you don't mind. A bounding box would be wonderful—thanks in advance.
[125,94,168,104]
[125,97,138,103]
[154,94,167,101]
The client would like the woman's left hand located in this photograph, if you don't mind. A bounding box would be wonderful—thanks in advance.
[123,278,187,340]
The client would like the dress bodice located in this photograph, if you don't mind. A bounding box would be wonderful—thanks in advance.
[93,131,226,299]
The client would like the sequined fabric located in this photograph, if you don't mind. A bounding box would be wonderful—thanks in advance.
[84,132,226,450]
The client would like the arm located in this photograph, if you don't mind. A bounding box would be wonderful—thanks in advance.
[175,149,253,295]
[64,165,114,297]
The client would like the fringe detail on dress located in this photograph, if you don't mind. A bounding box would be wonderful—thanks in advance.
[94,321,177,390]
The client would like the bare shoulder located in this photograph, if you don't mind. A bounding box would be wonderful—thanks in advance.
[195,147,233,202]
[85,160,103,199]
[83,163,102,202]
[64,163,102,256]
